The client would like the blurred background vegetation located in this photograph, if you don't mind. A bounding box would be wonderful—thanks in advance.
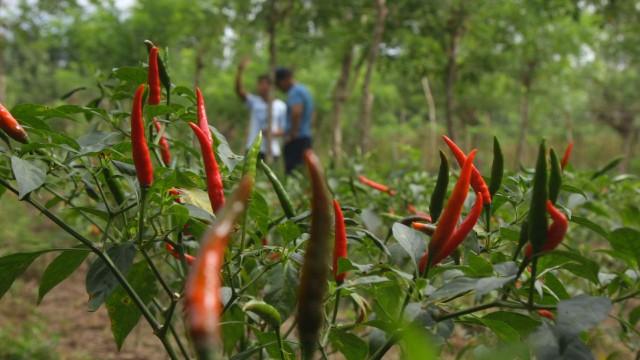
[0,0,638,175]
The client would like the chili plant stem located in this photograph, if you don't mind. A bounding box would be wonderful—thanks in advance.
[275,328,286,360]
[528,258,539,308]
[331,288,342,325]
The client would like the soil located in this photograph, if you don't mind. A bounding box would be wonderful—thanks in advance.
[0,257,165,360]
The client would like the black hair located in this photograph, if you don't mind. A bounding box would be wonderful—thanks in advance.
[257,74,271,84]
[275,67,293,83]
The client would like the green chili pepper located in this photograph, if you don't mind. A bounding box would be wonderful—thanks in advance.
[243,300,282,328]
[259,159,295,218]
[489,136,504,197]
[527,141,548,253]
[429,150,449,222]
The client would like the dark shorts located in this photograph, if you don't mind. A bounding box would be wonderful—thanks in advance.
[283,137,312,174]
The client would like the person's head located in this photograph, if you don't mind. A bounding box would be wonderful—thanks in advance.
[275,67,294,92]
[256,74,271,97]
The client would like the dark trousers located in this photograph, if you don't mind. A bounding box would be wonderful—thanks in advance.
[284,137,312,174]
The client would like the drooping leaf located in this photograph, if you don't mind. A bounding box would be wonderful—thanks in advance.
[0,251,48,299]
[105,261,158,349]
[392,223,426,270]
[85,243,136,311]
[11,156,46,199]
[38,248,89,304]
[556,295,612,336]
[591,156,623,180]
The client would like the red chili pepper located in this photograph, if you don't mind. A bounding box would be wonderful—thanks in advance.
[333,199,348,284]
[442,136,491,205]
[411,222,435,236]
[357,175,396,195]
[561,142,573,170]
[524,201,568,259]
[165,242,195,265]
[418,150,476,272]
[189,122,225,213]
[537,309,555,320]
[407,204,432,221]
[147,46,162,105]
[168,187,184,204]
[131,84,154,187]
[185,177,252,350]
[430,191,483,265]
[0,103,28,143]
[195,87,213,145]
[153,119,171,166]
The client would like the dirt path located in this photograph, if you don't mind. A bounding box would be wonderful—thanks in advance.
[0,258,165,360]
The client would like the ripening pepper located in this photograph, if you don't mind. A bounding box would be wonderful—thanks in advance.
[297,150,332,360]
[524,201,568,260]
[189,122,225,213]
[196,88,213,145]
[537,309,555,320]
[153,119,171,166]
[411,222,435,236]
[333,199,348,284]
[147,46,162,105]
[442,136,491,205]
[165,242,195,265]
[418,150,479,272]
[130,84,154,187]
[357,175,396,195]
[561,142,573,170]
[185,177,252,355]
[0,103,28,143]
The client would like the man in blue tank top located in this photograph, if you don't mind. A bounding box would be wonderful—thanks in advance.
[275,67,315,174]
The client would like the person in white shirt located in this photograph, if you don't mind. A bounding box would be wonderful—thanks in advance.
[235,58,286,159]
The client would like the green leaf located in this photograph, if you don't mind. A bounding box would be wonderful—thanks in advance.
[466,253,494,277]
[607,228,640,266]
[398,325,437,360]
[38,248,89,304]
[489,136,504,196]
[528,142,548,252]
[548,148,562,204]
[556,295,612,336]
[392,223,425,270]
[0,251,47,299]
[429,151,449,221]
[571,216,608,239]
[629,306,640,326]
[86,243,136,311]
[482,311,540,338]
[330,328,368,360]
[222,305,245,354]
[537,250,600,284]
[105,261,158,349]
[591,156,623,180]
[479,318,520,342]
[11,156,46,199]
[111,66,147,84]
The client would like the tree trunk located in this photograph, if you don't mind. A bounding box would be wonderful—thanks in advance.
[514,60,537,167]
[444,32,460,141]
[621,128,638,172]
[515,84,531,167]
[359,0,388,153]
[331,48,353,166]
[420,76,437,168]
[194,46,205,88]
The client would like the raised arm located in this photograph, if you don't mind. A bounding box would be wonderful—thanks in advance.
[234,58,249,101]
